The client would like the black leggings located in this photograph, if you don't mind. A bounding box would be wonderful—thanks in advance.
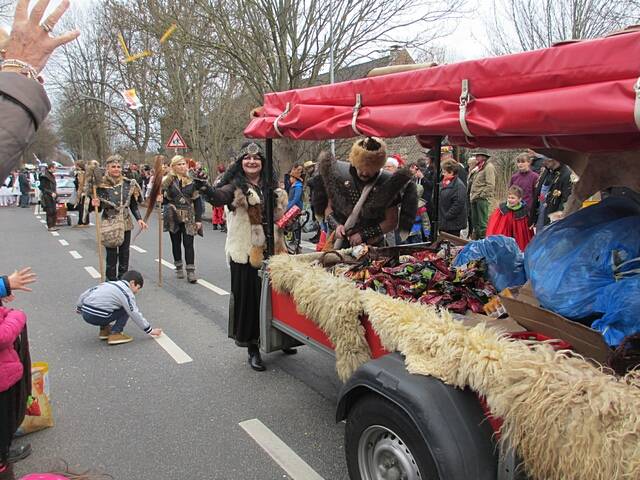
[106,229,131,281]
[169,223,195,265]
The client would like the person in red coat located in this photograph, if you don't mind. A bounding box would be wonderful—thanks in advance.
[486,185,534,251]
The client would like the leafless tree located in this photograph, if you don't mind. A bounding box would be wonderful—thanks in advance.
[488,0,640,54]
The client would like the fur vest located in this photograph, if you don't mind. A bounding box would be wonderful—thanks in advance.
[319,152,418,237]
[225,185,288,268]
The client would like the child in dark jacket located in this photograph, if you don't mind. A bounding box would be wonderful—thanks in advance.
[486,185,534,251]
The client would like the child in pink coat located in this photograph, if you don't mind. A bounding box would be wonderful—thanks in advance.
[0,306,27,475]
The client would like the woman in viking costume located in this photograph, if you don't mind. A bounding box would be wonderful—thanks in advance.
[91,155,147,281]
[197,141,288,372]
[314,137,418,248]
[162,156,204,283]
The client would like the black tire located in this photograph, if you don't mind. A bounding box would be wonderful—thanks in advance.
[346,394,439,480]
[66,216,72,226]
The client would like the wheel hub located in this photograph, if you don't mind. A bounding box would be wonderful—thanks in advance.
[358,425,422,480]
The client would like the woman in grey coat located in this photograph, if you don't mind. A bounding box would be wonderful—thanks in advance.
[438,160,468,237]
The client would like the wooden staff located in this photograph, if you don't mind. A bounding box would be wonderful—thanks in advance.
[158,202,162,286]
[92,186,105,281]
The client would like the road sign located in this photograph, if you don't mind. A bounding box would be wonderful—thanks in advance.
[165,129,188,149]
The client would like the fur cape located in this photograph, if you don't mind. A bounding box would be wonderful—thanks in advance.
[225,184,287,268]
[268,253,640,480]
[318,151,418,237]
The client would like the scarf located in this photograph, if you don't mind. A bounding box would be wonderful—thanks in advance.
[507,201,523,211]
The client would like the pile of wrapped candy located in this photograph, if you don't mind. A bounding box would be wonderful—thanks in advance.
[341,247,497,314]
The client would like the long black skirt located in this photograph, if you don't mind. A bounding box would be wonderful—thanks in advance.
[229,260,261,347]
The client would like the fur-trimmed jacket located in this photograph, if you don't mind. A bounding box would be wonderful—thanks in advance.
[317,152,418,243]
[199,176,287,268]
[95,175,142,231]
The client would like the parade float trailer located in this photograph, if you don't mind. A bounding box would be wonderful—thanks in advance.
[243,28,640,480]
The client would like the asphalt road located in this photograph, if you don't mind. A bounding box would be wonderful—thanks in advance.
[2,205,347,480]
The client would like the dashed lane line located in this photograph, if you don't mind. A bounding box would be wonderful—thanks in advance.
[239,419,325,480]
[196,279,229,296]
[131,245,147,253]
[59,239,69,246]
[153,333,193,364]
[84,266,101,279]
[40,220,46,224]
[69,250,83,259]
[51,231,60,237]
[155,258,176,270]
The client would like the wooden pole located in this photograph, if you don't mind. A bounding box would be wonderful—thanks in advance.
[92,186,105,281]
[158,202,162,286]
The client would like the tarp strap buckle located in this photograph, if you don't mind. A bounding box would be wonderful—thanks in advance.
[273,102,291,138]
[634,78,640,130]
[352,94,363,136]
[459,79,474,138]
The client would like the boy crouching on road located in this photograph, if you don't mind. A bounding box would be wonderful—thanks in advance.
[76,270,162,345]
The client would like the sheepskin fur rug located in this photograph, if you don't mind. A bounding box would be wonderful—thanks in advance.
[268,254,640,480]
[268,254,371,381]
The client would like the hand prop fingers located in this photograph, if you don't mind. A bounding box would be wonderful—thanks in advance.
[29,0,52,25]
[14,0,30,23]
[51,28,80,47]
[41,0,69,32]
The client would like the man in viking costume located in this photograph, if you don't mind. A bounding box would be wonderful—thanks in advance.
[197,141,288,371]
[162,155,204,283]
[316,137,418,248]
[91,155,147,281]
[38,163,58,231]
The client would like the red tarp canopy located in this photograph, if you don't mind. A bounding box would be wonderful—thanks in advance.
[244,31,640,152]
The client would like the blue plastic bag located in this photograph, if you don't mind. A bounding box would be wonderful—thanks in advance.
[525,197,640,320]
[592,276,640,347]
[453,235,526,291]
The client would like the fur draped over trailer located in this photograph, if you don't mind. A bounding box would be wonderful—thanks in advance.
[267,253,640,480]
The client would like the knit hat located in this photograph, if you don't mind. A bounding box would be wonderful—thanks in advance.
[349,137,387,171]
[237,141,264,162]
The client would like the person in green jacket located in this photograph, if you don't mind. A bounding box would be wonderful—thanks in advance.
[467,149,496,239]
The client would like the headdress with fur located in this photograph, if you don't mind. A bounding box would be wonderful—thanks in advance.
[349,137,387,171]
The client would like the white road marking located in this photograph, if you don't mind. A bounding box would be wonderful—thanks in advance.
[59,239,69,246]
[51,231,60,236]
[69,250,83,259]
[196,279,229,296]
[36,216,41,219]
[89,222,94,226]
[84,266,101,279]
[155,258,176,270]
[153,333,193,364]
[239,419,325,480]
[40,220,46,224]
[131,245,147,253]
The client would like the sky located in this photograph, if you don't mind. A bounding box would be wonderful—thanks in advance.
[2,0,495,62]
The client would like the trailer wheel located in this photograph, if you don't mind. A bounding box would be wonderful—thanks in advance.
[346,394,439,480]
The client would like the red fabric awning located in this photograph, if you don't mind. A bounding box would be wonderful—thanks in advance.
[244,31,640,152]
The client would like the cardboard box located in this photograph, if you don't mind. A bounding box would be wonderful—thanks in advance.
[500,284,612,365]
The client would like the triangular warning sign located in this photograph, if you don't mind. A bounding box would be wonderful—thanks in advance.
[165,129,188,149]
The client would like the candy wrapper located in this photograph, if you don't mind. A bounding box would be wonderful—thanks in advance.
[340,242,497,314]
[276,205,301,229]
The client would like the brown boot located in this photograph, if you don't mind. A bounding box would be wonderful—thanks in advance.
[186,265,197,283]
[175,261,185,279]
